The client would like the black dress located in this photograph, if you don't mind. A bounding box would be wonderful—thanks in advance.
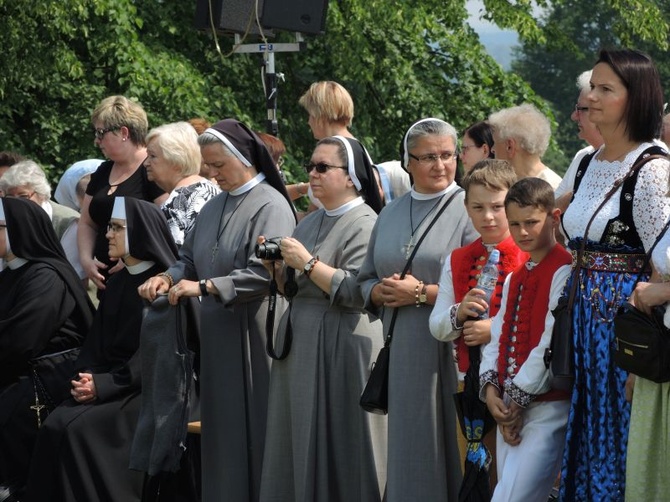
[86,160,164,280]
[0,198,93,498]
[25,265,161,502]
[24,198,178,502]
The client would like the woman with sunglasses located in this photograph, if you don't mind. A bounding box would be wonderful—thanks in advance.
[258,136,385,501]
[78,96,166,298]
[358,118,478,501]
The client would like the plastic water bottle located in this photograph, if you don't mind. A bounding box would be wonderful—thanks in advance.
[476,249,500,319]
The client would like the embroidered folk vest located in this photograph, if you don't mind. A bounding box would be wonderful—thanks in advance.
[451,236,527,373]
[496,244,572,401]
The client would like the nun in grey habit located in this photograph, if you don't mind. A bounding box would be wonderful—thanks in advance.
[357,118,478,501]
[138,119,296,502]
[259,136,386,501]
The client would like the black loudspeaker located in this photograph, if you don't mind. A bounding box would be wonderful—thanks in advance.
[260,0,329,35]
[194,0,272,36]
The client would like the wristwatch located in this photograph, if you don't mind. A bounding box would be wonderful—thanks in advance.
[199,279,209,296]
[419,284,428,305]
[303,256,319,277]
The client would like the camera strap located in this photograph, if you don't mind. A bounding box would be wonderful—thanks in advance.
[266,267,296,360]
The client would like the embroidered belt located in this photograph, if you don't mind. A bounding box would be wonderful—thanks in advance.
[572,250,647,273]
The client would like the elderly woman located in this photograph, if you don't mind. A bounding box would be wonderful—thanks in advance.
[558,49,670,501]
[0,197,93,500]
[78,95,165,294]
[259,136,385,501]
[138,119,296,502]
[488,104,562,189]
[459,121,495,174]
[144,121,220,247]
[0,159,85,279]
[25,197,179,502]
[358,118,478,500]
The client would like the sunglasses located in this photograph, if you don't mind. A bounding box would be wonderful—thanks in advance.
[304,162,347,174]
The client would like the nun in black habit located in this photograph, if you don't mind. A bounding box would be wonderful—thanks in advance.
[0,197,94,500]
[138,119,297,502]
[24,197,178,502]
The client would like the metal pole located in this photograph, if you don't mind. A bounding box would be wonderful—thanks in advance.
[264,50,278,136]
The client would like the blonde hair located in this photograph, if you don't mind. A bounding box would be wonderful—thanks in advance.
[91,95,148,146]
[298,81,354,126]
[146,122,202,177]
[488,103,551,157]
[188,117,211,135]
[462,159,517,201]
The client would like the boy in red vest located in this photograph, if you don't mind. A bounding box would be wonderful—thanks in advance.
[430,159,526,481]
[479,177,572,501]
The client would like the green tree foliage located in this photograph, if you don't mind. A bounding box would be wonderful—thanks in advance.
[272,0,547,181]
[511,0,670,173]
[0,0,546,185]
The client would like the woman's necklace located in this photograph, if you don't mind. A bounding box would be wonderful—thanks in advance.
[404,195,445,259]
[211,191,251,263]
[107,165,136,195]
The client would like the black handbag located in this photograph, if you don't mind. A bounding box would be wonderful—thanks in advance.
[359,344,391,414]
[612,215,670,382]
[546,294,576,391]
[360,189,463,415]
[544,151,668,390]
[614,302,670,383]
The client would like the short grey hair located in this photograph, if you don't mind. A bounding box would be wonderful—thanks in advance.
[0,159,51,201]
[576,70,592,93]
[146,122,202,177]
[488,104,551,157]
[197,132,235,157]
[406,119,458,152]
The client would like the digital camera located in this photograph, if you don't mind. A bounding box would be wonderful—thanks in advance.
[255,237,283,260]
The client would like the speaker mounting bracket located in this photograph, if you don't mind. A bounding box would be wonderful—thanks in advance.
[232,33,305,136]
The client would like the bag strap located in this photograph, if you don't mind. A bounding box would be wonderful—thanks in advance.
[384,188,464,347]
[568,152,668,309]
[631,216,670,287]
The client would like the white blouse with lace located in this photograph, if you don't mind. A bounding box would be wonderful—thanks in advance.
[562,142,670,251]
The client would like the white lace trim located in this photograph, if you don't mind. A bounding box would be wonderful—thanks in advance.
[562,142,670,250]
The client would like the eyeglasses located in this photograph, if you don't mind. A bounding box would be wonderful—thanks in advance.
[574,104,589,114]
[460,145,479,153]
[408,152,457,165]
[304,162,347,174]
[8,191,35,200]
[106,222,127,233]
[94,128,116,140]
